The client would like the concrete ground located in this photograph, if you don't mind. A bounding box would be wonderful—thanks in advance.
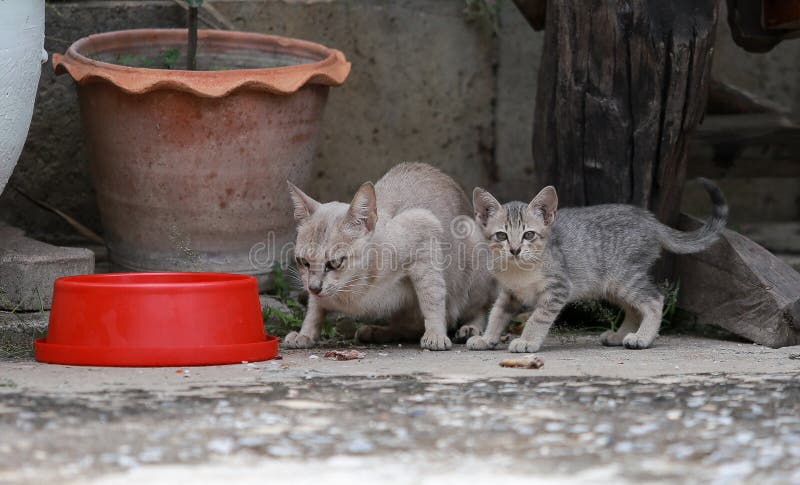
[1,334,800,484]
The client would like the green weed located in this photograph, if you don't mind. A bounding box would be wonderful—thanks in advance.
[262,266,339,340]
[116,49,182,69]
[161,48,180,69]
[552,280,682,333]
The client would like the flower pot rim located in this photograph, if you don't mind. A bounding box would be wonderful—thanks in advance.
[53,28,351,98]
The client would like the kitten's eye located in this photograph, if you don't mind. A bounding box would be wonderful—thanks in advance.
[523,231,537,241]
[494,232,508,242]
[295,257,309,268]
[325,256,346,272]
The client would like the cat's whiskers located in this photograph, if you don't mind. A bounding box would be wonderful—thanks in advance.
[320,276,373,297]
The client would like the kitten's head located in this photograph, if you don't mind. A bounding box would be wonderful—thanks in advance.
[472,186,558,266]
[287,181,377,298]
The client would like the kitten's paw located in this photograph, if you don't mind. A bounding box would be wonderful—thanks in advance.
[600,330,624,346]
[466,335,498,351]
[284,331,317,349]
[508,338,541,353]
[455,324,483,343]
[622,333,653,350]
[420,331,452,351]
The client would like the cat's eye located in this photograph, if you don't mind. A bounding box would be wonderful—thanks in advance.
[295,257,309,268]
[325,256,346,272]
[523,231,537,241]
[494,232,508,242]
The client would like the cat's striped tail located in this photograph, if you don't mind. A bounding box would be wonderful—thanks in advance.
[656,178,728,254]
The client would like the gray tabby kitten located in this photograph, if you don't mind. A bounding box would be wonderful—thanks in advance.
[468,179,727,352]
[285,162,494,351]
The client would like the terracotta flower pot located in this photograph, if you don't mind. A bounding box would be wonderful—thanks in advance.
[53,29,349,284]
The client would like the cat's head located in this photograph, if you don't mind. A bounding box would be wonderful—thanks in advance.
[472,186,558,266]
[287,181,377,298]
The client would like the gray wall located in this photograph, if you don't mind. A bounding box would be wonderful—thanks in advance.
[1,0,798,244]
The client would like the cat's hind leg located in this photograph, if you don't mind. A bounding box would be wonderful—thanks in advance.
[356,309,424,344]
[621,284,664,350]
[599,304,640,346]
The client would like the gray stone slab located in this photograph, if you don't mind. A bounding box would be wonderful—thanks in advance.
[0,224,94,311]
[0,310,48,359]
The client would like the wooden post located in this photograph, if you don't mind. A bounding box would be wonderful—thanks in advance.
[531,0,721,228]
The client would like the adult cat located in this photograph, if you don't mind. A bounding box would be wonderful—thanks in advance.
[284,162,494,350]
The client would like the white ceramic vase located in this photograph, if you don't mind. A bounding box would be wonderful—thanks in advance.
[0,0,47,196]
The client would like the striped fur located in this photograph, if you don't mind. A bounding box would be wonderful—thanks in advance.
[468,179,728,352]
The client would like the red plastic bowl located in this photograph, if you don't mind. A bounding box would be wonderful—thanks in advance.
[34,273,278,367]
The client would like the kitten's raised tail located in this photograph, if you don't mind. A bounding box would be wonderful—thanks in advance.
[656,178,728,254]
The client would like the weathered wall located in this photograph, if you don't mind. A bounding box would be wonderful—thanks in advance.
[0,1,186,243]
[0,0,797,244]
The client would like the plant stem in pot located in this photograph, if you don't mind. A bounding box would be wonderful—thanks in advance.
[186,0,203,70]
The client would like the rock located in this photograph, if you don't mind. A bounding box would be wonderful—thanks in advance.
[0,224,94,311]
[675,214,800,348]
[0,310,48,358]
[259,295,292,316]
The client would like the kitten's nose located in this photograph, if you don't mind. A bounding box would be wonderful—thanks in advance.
[308,284,322,295]
[510,247,521,256]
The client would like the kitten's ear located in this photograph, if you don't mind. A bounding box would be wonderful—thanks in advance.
[473,187,502,226]
[528,186,558,226]
[345,182,377,233]
[287,181,320,225]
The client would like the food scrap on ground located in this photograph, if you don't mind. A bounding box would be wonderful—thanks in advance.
[499,355,544,369]
[324,350,366,361]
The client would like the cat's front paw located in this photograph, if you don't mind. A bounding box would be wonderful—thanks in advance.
[455,324,483,343]
[284,331,317,349]
[622,333,652,350]
[420,331,452,351]
[466,335,498,351]
[600,330,624,346]
[508,338,541,353]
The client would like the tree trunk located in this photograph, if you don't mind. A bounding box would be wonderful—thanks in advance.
[532,0,720,229]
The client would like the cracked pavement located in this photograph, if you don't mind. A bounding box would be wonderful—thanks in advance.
[1,335,799,484]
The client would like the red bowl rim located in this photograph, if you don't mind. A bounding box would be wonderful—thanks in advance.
[34,335,279,367]
[55,272,256,289]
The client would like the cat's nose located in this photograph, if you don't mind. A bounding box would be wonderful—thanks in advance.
[308,284,322,295]
[509,247,521,256]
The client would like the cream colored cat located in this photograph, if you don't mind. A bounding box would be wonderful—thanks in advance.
[284,162,494,350]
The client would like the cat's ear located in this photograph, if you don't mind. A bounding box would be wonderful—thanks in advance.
[528,186,558,226]
[287,181,320,225]
[344,182,377,234]
[473,187,502,226]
